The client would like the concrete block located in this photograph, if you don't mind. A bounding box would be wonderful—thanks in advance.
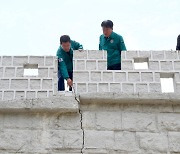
[11,79,28,89]
[86,60,96,70]
[149,61,160,70]
[0,79,9,90]
[26,91,36,99]
[121,60,133,70]
[149,83,161,93]
[82,111,96,129]
[0,67,3,78]
[160,61,173,71]
[3,91,14,100]
[122,83,134,93]
[114,72,126,82]
[42,79,52,89]
[15,91,25,99]
[88,83,97,92]
[141,72,153,82]
[76,60,85,70]
[0,91,2,100]
[138,51,151,58]
[73,71,89,82]
[16,67,24,77]
[90,71,101,82]
[38,68,48,77]
[2,56,12,66]
[88,50,104,59]
[110,83,121,92]
[122,112,156,132]
[29,56,44,66]
[98,83,109,92]
[30,79,41,89]
[37,91,47,98]
[73,50,88,59]
[45,56,54,66]
[136,83,148,93]
[4,67,15,77]
[169,132,180,152]
[98,60,107,70]
[128,72,140,82]
[174,61,180,70]
[13,56,28,66]
[126,51,138,59]
[102,71,113,82]
[164,51,178,59]
[76,83,87,93]
[152,51,165,60]
[136,132,168,152]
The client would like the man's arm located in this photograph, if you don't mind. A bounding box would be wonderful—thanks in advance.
[119,36,127,51]
[71,40,83,50]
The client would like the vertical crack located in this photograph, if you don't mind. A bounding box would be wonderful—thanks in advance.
[75,94,84,154]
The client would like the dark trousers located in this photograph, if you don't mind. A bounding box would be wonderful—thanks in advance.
[107,63,121,70]
[58,70,73,91]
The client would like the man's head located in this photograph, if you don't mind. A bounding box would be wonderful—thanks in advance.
[101,20,113,37]
[60,35,71,52]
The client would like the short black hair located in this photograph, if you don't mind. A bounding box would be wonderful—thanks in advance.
[101,20,113,29]
[60,35,71,44]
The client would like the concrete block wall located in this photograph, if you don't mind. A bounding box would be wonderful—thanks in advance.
[0,56,58,100]
[73,50,180,94]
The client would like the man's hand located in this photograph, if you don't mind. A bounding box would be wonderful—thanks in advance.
[67,78,73,87]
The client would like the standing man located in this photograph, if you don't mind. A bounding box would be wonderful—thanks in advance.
[176,35,180,50]
[56,35,83,91]
[99,20,127,70]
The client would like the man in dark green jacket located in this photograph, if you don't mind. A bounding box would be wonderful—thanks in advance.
[56,35,83,91]
[99,20,127,70]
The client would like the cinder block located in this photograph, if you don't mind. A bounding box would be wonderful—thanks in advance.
[3,91,14,100]
[114,72,126,82]
[86,60,96,70]
[154,72,160,82]
[48,68,54,78]
[2,56,12,66]
[128,72,140,82]
[45,56,54,66]
[30,79,41,89]
[88,83,97,93]
[4,67,15,77]
[29,56,44,66]
[88,50,104,59]
[121,51,126,59]
[114,131,138,151]
[160,61,173,71]
[0,79,10,89]
[38,68,48,77]
[11,79,28,89]
[82,111,96,129]
[76,83,87,93]
[16,67,24,77]
[169,132,180,152]
[141,72,153,82]
[0,67,3,78]
[15,91,25,99]
[90,71,101,82]
[149,83,161,93]
[13,56,28,66]
[136,83,148,93]
[149,60,160,70]
[76,60,85,70]
[73,50,88,59]
[138,51,151,58]
[164,51,178,59]
[122,83,134,93]
[158,113,180,131]
[0,91,2,100]
[136,132,168,152]
[121,60,133,70]
[97,60,107,70]
[174,61,180,70]
[152,51,165,60]
[176,83,180,93]
[0,56,1,66]
[37,91,47,98]
[73,71,89,82]
[102,71,113,82]
[126,51,138,59]
[84,130,114,149]
[95,111,121,130]
[110,83,121,92]
[98,83,109,92]
[42,79,53,89]
[26,91,36,99]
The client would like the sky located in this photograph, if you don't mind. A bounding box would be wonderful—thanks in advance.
[0,0,179,56]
